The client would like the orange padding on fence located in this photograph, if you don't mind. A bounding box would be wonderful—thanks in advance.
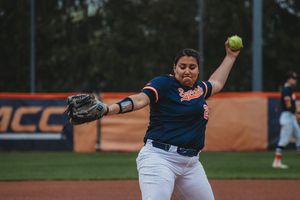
[0,92,138,100]
[100,98,149,152]
[0,92,80,99]
[204,96,268,151]
[75,93,271,152]
[101,92,300,98]
[89,95,269,152]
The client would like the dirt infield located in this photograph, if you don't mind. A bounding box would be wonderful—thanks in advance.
[1,179,300,200]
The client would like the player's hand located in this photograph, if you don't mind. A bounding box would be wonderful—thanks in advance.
[225,37,242,58]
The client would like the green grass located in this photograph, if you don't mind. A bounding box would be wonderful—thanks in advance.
[200,151,300,179]
[0,152,139,181]
[0,151,299,181]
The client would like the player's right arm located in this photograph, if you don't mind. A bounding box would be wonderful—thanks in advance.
[208,38,242,96]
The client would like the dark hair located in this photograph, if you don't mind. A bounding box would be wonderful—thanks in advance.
[284,71,297,83]
[173,48,201,68]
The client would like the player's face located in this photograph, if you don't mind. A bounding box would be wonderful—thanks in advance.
[173,56,199,87]
[287,77,297,86]
[290,78,297,86]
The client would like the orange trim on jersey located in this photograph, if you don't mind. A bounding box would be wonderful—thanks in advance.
[202,81,208,98]
[142,86,159,103]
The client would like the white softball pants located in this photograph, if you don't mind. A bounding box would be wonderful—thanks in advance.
[278,111,300,148]
[136,140,214,200]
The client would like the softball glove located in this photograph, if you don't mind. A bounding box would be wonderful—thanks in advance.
[63,94,108,129]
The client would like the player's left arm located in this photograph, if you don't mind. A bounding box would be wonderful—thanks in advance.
[105,93,150,116]
[208,38,242,96]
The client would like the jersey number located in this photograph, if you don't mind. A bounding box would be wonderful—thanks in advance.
[203,104,209,120]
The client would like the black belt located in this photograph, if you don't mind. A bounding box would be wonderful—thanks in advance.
[150,140,199,157]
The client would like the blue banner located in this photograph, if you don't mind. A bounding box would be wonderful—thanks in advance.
[0,98,73,151]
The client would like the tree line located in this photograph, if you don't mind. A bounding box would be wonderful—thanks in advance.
[1,0,300,93]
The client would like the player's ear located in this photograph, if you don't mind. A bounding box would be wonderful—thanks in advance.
[173,64,176,73]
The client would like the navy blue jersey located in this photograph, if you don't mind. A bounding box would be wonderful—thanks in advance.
[281,83,296,113]
[141,74,212,151]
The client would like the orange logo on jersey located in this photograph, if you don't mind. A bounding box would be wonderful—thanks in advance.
[178,86,203,101]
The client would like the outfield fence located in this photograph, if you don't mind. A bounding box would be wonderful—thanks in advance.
[0,92,298,152]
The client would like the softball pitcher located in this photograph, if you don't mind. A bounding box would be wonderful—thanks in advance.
[98,38,242,200]
[272,72,300,169]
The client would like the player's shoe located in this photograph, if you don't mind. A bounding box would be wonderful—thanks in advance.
[272,159,288,169]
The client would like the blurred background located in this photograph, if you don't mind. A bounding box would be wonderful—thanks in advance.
[1,0,300,93]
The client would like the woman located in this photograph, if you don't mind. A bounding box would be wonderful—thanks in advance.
[272,71,300,169]
[104,38,242,200]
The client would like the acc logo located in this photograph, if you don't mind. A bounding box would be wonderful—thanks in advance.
[0,106,66,132]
